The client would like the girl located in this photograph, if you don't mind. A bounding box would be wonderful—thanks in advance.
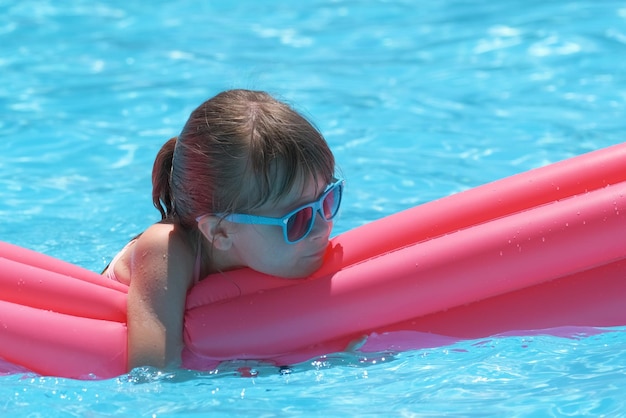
[103,89,342,371]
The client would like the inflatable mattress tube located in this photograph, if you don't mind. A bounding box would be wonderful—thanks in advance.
[1,142,625,378]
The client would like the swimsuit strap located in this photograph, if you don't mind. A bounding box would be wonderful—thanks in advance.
[104,239,137,283]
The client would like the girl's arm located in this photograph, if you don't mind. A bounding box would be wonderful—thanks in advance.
[125,223,195,370]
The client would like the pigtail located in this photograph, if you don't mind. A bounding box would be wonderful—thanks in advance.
[152,137,177,220]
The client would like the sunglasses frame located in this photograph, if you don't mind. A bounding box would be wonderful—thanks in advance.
[201,178,343,244]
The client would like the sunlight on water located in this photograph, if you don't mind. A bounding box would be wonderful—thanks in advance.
[3,330,626,416]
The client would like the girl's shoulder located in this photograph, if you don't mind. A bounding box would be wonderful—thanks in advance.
[137,221,187,248]
[130,222,197,287]
[136,222,195,259]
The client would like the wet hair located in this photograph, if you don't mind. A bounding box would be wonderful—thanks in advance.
[152,89,335,229]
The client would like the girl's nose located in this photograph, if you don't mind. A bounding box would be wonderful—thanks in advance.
[309,211,332,241]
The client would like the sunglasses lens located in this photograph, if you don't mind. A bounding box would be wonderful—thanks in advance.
[285,181,343,243]
[322,184,342,220]
[286,206,314,242]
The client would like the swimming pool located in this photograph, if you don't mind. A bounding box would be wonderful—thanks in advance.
[2,0,626,415]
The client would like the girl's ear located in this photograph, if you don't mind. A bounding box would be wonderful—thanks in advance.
[198,216,233,251]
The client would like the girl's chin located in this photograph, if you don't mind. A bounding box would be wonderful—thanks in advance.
[279,258,325,280]
[301,257,326,277]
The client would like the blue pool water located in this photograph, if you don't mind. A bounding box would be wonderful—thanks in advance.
[2,0,626,415]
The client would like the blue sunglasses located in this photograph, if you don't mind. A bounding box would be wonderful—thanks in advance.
[202,178,343,244]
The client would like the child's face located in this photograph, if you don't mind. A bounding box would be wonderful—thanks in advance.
[229,175,334,278]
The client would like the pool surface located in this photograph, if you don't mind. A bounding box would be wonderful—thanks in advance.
[2,0,626,416]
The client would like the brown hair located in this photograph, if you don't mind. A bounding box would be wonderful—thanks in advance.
[152,89,335,229]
